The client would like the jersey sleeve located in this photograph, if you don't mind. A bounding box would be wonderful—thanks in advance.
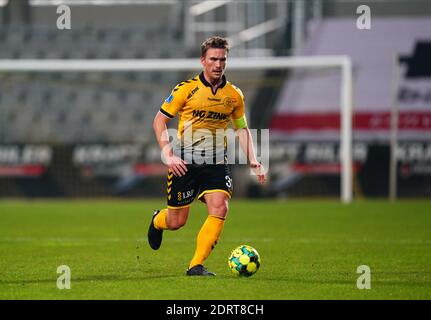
[231,86,248,129]
[159,83,187,118]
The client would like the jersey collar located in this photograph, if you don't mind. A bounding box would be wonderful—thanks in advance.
[199,72,227,95]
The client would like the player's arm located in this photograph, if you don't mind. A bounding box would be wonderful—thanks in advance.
[153,88,188,177]
[231,88,266,185]
[153,112,187,177]
[234,122,266,185]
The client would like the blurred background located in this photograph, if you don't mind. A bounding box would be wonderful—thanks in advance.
[0,0,430,200]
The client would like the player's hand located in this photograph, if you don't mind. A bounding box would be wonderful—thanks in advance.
[250,161,266,185]
[165,154,188,177]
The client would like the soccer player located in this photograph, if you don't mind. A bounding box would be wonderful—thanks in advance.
[148,36,266,276]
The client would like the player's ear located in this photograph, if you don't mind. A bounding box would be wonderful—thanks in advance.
[200,55,206,66]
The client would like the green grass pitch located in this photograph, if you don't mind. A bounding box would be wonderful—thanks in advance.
[0,199,430,300]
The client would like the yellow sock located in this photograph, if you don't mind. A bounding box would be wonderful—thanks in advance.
[153,209,168,230]
[189,215,225,269]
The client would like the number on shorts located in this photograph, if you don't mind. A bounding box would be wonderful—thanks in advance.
[225,175,232,188]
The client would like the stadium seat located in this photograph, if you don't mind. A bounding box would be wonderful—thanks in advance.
[0,24,183,143]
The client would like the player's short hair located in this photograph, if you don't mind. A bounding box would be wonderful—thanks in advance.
[201,36,230,57]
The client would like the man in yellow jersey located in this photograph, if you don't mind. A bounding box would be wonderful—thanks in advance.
[148,36,266,276]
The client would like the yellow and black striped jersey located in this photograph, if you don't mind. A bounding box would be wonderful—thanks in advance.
[159,72,247,163]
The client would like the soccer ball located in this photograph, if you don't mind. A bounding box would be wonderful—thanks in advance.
[228,245,261,277]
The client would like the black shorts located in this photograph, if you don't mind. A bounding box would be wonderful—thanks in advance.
[166,164,233,209]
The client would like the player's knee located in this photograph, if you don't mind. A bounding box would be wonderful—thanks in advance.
[217,204,228,217]
[208,198,229,218]
[168,217,187,230]
[166,208,189,230]
[168,222,184,230]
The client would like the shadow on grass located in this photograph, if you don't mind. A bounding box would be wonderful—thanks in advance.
[214,274,431,288]
[2,273,429,288]
[0,273,180,286]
